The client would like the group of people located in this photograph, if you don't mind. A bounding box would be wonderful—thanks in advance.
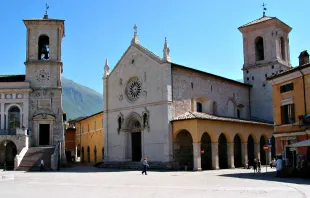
[247,158,262,173]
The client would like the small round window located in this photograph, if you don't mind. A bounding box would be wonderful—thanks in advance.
[125,77,142,101]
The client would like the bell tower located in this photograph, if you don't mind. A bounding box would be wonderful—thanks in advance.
[23,6,66,159]
[239,11,292,122]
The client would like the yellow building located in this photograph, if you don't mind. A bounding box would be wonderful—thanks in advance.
[74,111,104,164]
[268,51,310,161]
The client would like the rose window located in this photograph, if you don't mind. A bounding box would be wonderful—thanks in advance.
[126,77,142,101]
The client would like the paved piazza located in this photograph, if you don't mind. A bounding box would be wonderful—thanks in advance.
[1,165,309,198]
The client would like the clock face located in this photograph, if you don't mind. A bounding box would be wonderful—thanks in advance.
[36,69,51,83]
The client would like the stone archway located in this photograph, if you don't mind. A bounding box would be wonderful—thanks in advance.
[218,133,228,169]
[0,140,17,170]
[174,130,193,170]
[81,147,84,163]
[128,118,142,162]
[234,134,242,168]
[260,136,266,165]
[247,135,255,165]
[201,132,212,170]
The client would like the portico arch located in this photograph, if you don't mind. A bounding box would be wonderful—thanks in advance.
[201,132,212,170]
[247,135,255,164]
[0,140,17,170]
[234,134,242,167]
[218,133,228,169]
[174,130,193,170]
[260,135,267,165]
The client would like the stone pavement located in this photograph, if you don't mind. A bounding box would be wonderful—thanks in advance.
[0,165,309,198]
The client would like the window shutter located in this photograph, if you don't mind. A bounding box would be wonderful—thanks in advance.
[281,106,285,124]
[291,104,295,123]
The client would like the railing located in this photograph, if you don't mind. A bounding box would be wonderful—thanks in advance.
[0,129,17,135]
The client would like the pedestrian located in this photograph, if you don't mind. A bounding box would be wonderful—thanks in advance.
[257,159,261,173]
[276,157,282,177]
[253,159,257,173]
[141,158,149,175]
[40,159,44,172]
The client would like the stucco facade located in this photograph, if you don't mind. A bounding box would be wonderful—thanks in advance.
[268,53,310,160]
[74,112,104,164]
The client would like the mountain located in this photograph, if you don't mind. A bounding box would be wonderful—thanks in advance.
[62,77,103,121]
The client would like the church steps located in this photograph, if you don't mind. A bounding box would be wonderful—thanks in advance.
[16,147,54,171]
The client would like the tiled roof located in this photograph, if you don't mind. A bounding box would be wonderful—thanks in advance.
[267,63,310,80]
[172,111,273,126]
[0,75,25,82]
[239,16,275,28]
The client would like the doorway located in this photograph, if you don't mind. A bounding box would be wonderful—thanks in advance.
[39,124,50,145]
[131,132,142,161]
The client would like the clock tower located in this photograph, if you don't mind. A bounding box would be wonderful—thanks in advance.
[23,10,66,154]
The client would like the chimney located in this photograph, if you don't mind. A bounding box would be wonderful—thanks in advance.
[299,50,309,66]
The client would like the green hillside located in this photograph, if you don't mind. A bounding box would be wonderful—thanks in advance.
[62,77,103,121]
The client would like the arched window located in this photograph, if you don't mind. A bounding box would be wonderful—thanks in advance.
[280,37,286,60]
[255,37,264,61]
[87,146,90,163]
[8,106,20,129]
[38,35,50,60]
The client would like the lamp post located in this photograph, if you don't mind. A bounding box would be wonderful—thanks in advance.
[3,140,7,171]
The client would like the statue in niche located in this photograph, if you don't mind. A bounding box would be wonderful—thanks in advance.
[143,113,148,128]
[142,107,149,131]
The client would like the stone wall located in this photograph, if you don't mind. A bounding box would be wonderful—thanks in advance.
[172,65,251,119]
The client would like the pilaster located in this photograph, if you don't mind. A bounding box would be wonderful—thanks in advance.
[227,142,235,168]
[241,142,248,167]
[211,142,219,170]
[0,103,4,129]
[192,143,202,171]
[254,143,260,160]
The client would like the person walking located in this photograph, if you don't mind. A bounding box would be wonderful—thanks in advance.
[257,159,261,173]
[253,159,257,173]
[142,158,149,175]
[40,159,44,172]
[276,157,283,177]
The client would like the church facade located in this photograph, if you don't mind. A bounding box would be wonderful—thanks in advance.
[103,14,292,170]
[0,12,66,170]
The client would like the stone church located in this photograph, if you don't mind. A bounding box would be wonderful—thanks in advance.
[0,11,66,170]
[103,13,292,170]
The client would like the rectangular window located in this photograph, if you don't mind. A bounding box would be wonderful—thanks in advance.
[196,102,202,112]
[281,104,295,124]
[102,119,103,128]
[88,124,89,132]
[237,109,241,118]
[81,126,84,133]
[280,83,294,93]
[94,121,96,131]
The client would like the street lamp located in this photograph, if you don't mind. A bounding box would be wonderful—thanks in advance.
[3,140,7,171]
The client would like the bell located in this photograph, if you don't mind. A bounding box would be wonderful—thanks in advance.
[41,45,49,60]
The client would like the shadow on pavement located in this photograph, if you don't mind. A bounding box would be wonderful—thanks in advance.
[24,162,176,173]
[219,170,310,185]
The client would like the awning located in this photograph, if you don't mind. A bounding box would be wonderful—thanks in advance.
[287,139,310,148]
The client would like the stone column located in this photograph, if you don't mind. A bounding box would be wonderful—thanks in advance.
[241,143,248,167]
[0,102,4,129]
[267,148,272,164]
[254,143,260,160]
[193,143,202,171]
[227,142,235,168]
[211,142,219,170]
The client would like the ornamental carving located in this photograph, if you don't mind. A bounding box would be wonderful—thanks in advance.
[125,77,142,102]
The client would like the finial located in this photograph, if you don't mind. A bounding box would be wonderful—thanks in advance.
[131,24,140,44]
[163,37,171,62]
[261,3,267,17]
[104,58,110,78]
[43,3,50,19]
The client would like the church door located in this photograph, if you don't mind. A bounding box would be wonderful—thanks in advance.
[39,124,50,145]
[131,132,142,161]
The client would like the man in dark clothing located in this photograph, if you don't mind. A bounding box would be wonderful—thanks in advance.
[142,158,149,175]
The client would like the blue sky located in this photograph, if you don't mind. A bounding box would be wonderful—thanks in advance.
[0,0,309,94]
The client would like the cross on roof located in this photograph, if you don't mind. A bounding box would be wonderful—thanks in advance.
[261,3,267,17]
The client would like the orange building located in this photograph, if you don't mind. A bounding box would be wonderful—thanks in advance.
[268,51,310,162]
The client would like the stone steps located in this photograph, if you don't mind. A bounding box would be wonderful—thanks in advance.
[16,147,55,171]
